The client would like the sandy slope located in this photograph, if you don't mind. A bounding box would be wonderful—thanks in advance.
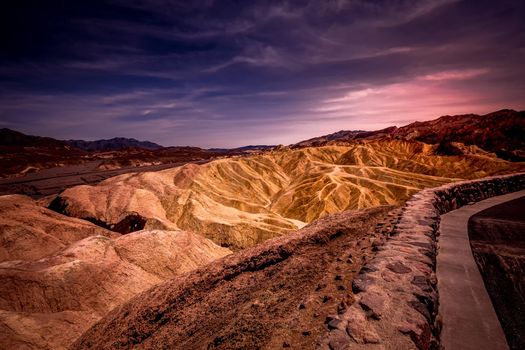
[0,194,118,262]
[0,197,231,350]
[72,207,392,350]
[56,139,524,249]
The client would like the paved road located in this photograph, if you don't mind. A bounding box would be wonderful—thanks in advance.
[469,196,525,350]
[437,190,525,350]
[0,159,210,198]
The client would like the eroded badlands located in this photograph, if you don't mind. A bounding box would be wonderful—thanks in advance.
[1,138,524,349]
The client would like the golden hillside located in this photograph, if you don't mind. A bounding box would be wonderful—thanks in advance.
[0,193,231,350]
[56,139,525,249]
[0,194,118,262]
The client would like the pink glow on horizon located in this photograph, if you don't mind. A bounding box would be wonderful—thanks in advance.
[308,72,520,133]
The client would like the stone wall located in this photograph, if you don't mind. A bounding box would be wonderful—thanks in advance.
[321,173,525,350]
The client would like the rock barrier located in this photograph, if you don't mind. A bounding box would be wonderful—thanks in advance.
[321,173,525,350]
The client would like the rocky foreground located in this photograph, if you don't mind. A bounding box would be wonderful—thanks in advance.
[72,206,395,349]
[73,173,525,350]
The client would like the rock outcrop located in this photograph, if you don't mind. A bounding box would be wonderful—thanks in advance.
[394,109,525,157]
[294,109,525,160]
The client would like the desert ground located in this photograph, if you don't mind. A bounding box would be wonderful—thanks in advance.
[1,111,524,349]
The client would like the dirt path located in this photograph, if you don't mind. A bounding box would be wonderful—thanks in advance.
[73,206,402,350]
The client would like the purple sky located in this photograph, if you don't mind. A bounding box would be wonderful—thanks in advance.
[1,0,524,147]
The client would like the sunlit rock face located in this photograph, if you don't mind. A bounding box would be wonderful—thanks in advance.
[0,226,231,350]
[54,139,524,250]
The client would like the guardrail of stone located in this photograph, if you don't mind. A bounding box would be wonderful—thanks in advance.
[320,173,525,350]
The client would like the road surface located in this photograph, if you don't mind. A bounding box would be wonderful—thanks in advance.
[437,190,525,350]
[0,159,210,198]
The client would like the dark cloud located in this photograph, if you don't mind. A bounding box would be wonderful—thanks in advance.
[0,0,524,147]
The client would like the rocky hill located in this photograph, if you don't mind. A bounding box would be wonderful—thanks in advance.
[394,109,525,159]
[71,206,392,350]
[0,194,118,262]
[294,127,397,147]
[66,137,162,151]
[294,110,525,160]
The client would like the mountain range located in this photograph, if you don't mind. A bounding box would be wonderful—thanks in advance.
[295,109,525,160]
[0,128,163,151]
[0,129,224,179]
[2,109,524,179]
[65,138,162,151]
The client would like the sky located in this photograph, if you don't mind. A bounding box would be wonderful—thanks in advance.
[1,0,524,148]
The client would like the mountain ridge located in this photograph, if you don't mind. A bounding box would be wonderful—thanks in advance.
[0,128,163,151]
[294,109,525,159]
[65,137,163,151]
[3,108,524,154]
[52,138,524,250]
[0,128,71,149]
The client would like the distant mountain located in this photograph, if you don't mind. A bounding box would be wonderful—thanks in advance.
[0,128,163,152]
[0,129,86,179]
[0,128,69,149]
[66,137,162,151]
[293,130,364,147]
[236,145,275,151]
[0,129,217,179]
[294,127,397,147]
[392,109,525,155]
[294,109,525,159]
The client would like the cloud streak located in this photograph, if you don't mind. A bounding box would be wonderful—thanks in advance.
[0,0,524,147]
